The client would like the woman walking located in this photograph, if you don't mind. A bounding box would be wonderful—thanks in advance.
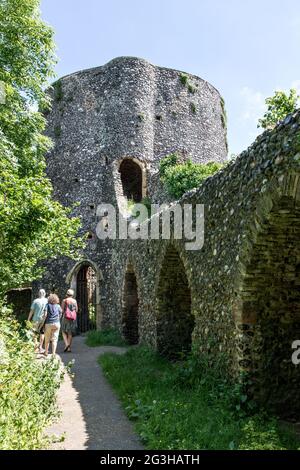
[61,289,78,353]
[44,294,62,357]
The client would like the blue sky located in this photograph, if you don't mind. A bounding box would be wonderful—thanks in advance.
[41,0,300,156]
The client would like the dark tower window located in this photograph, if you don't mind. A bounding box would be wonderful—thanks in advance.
[119,159,143,203]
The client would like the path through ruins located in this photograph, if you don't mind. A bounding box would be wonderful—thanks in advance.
[46,336,143,450]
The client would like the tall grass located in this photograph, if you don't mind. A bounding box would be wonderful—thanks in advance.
[100,346,300,450]
[85,328,127,347]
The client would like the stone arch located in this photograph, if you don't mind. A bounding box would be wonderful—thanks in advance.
[236,173,300,418]
[66,260,103,331]
[121,263,140,345]
[156,244,194,359]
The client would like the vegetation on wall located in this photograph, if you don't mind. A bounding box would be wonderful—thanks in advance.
[0,305,63,449]
[179,73,196,94]
[0,0,84,296]
[220,97,228,153]
[100,346,300,450]
[190,103,197,114]
[258,89,300,129]
[159,153,223,199]
[53,79,63,102]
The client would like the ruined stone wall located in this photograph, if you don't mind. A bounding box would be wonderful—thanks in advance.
[108,110,300,414]
[39,56,300,414]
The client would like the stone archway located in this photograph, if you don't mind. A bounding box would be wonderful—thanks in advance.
[66,260,103,331]
[76,265,97,333]
[237,192,300,419]
[156,246,194,359]
[122,265,139,345]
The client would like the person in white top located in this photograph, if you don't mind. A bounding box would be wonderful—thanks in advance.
[28,289,48,353]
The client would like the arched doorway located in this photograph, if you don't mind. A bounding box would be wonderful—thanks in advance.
[119,159,143,203]
[122,266,139,344]
[238,196,300,418]
[76,265,97,333]
[156,246,194,359]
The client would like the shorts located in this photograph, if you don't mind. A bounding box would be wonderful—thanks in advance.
[44,322,60,348]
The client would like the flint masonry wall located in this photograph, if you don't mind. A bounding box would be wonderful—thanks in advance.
[109,110,300,416]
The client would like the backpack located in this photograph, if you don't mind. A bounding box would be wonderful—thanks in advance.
[64,299,77,321]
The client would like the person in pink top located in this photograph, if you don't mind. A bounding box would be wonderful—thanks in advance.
[61,289,78,353]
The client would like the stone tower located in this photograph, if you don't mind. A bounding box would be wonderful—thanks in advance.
[40,56,227,329]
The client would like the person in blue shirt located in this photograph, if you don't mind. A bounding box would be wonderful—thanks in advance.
[44,293,62,357]
[28,289,48,353]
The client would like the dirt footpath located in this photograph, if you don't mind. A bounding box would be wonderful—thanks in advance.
[46,336,143,450]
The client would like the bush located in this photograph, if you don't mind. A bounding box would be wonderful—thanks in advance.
[159,153,178,180]
[159,154,223,199]
[0,305,63,449]
[85,328,127,347]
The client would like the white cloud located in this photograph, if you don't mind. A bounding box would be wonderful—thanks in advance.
[239,80,300,128]
[239,86,266,124]
[291,80,300,95]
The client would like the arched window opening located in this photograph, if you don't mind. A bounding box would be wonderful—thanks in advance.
[156,246,194,359]
[119,159,143,203]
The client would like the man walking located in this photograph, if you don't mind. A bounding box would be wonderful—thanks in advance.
[28,289,48,354]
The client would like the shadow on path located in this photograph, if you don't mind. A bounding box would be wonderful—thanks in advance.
[47,336,143,450]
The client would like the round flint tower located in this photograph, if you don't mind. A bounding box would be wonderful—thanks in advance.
[41,57,228,325]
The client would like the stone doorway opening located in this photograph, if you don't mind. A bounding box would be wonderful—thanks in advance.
[238,196,300,419]
[119,159,143,203]
[122,266,139,345]
[156,246,194,359]
[76,265,97,333]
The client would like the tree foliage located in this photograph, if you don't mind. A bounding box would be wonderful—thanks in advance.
[258,89,300,130]
[0,0,84,296]
[159,153,223,199]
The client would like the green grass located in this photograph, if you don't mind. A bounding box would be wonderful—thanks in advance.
[85,328,127,347]
[99,346,300,450]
